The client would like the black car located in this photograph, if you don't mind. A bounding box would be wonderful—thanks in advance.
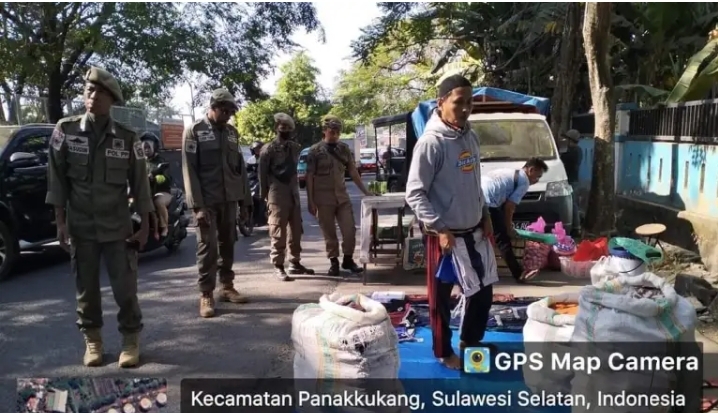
[0,124,59,280]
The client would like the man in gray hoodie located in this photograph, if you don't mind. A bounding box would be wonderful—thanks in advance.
[405,75,496,370]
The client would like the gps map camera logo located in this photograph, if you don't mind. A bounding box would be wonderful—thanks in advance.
[464,347,490,374]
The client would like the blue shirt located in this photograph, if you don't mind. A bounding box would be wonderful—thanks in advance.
[482,168,530,208]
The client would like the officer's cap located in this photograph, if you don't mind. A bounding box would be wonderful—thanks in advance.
[274,113,295,130]
[322,115,343,129]
[562,129,581,142]
[84,67,123,104]
[210,88,238,110]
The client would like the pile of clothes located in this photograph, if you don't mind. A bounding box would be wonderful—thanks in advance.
[369,292,540,342]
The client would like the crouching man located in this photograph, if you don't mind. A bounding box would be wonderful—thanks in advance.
[405,75,499,370]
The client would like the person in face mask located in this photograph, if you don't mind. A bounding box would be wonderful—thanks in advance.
[306,115,373,276]
[258,113,315,281]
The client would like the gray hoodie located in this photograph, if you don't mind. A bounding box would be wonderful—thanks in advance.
[405,112,484,231]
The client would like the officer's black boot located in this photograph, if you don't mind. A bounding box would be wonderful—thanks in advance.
[288,262,315,275]
[274,265,293,282]
[342,255,364,274]
[327,258,340,277]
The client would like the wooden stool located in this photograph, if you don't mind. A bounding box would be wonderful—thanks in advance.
[635,223,666,253]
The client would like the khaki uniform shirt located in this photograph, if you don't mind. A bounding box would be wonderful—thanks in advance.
[181,117,251,209]
[306,141,355,206]
[45,114,154,242]
[258,138,301,205]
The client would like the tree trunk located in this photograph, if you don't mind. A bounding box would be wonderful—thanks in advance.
[550,2,584,139]
[582,2,616,234]
[47,68,65,123]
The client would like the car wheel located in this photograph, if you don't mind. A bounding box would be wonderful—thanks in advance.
[0,220,19,281]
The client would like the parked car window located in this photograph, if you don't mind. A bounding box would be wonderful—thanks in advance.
[0,126,20,154]
[15,132,51,164]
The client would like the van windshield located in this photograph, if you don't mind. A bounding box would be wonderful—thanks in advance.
[471,119,556,161]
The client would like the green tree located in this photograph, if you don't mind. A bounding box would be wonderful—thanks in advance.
[330,42,433,131]
[0,2,321,122]
[665,28,718,103]
[234,98,283,145]
[352,2,718,116]
[234,52,330,147]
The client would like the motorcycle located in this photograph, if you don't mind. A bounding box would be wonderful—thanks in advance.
[237,157,267,237]
[128,162,190,253]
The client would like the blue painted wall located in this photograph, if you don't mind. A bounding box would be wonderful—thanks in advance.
[576,137,718,217]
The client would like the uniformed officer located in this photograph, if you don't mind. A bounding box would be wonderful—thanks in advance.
[259,113,315,281]
[306,115,373,276]
[181,89,252,318]
[45,67,153,368]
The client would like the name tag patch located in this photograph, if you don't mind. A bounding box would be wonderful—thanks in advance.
[68,144,89,155]
[106,148,130,159]
[197,131,215,142]
[185,140,197,154]
[228,136,238,145]
[133,141,145,159]
[112,138,125,150]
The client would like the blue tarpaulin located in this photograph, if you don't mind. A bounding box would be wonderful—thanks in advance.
[410,87,551,138]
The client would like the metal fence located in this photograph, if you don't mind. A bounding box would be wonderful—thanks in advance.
[0,94,157,133]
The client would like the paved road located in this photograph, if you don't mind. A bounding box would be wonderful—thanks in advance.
[0,176,378,411]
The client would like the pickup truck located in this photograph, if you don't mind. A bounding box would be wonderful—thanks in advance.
[0,124,60,280]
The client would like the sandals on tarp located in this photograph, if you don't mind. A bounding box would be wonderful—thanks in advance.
[608,237,663,264]
[703,397,718,413]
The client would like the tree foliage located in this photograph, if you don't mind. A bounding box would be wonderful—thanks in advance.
[234,52,330,147]
[351,2,718,112]
[329,42,435,131]
[0,2,321,123]
[665,28,718,103]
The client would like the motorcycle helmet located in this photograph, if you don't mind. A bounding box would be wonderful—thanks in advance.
[250,140,263,155]
[140,132,161,155]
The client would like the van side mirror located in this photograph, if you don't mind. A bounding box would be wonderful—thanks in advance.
[9,151,40,166]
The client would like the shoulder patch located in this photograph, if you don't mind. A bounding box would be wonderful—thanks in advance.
[133,141,145,159]
[114,121,135,133]
[57,115,82,125]
[50,128,65,151]
[185,139,197,154]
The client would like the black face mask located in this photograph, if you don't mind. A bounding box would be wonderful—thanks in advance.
[278,131,292,140]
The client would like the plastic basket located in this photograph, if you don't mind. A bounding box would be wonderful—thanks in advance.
[559,257,595,278]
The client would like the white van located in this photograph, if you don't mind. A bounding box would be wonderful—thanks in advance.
[469,112,574,231]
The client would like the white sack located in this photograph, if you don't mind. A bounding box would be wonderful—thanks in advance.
[570,273,700,413]
[522,293,578,394]
[292,293,400,379]
[589,255,646,285]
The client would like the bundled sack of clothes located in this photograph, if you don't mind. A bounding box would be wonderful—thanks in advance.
[570,272,700,413]
[292,293,400,379]
[589,237,659,285]
[522,293,579,394]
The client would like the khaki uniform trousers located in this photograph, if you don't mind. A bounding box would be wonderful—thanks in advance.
[196,202,237,293]
[316,201,356,259]
[268,201,302,266]
[72,238,142,334]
